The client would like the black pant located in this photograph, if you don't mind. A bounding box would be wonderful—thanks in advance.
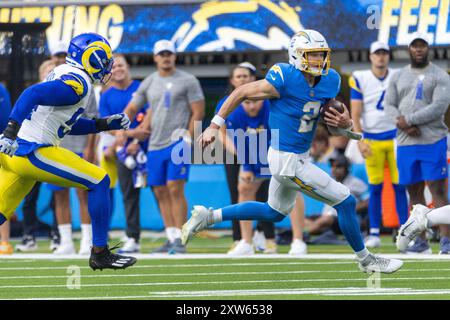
[117,161,141,242]
[224,159,275,241]
[22,182,59,238]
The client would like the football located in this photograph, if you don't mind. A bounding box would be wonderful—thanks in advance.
[320,99,345,119]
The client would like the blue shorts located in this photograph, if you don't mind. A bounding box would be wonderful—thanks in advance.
[46,152,84,191]
[147,140,190,186]
[397,137,448,185]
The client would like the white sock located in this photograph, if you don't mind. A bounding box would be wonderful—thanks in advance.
[81,224,92,243]
[212,209,223,223]
[173,228,182,240]
[355,248,370,260]
[58,224,73,245]
[166,227,176,243]
[427,205,450,227]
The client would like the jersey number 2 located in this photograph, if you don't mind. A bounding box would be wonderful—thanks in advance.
[298,101,321,133]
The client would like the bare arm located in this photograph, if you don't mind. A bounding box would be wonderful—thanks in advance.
[215,79,279,128]
[350,99,364,133]
[199,80,279,148]
[188,99,205,139]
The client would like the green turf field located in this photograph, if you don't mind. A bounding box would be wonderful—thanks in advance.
[1,235,449,300]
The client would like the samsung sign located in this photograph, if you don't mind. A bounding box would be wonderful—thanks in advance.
[0,0,448,54]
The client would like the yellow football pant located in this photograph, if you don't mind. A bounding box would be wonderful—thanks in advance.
[364,139,399,185]
[0,146,107,220]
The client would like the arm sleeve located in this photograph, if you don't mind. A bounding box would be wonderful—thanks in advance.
[406,72,450,126]
[349,75,363,100]
[68,117,98,135]
[130,77,150,109]
[265,63,286,96]
[384,74,401,121]
[9,80,81,124]
[187,76,205,103]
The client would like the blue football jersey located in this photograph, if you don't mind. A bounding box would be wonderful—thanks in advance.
[226,101,271,170]
[265,63,341,154]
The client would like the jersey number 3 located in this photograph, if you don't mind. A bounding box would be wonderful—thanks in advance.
[298,101,321,133]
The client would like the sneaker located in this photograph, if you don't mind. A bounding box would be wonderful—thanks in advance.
[405,237,432,254]
[439,237,450,255]
[358,253,403,274]
[89,245,137,271]
[396,204,430,252]
[0,242,13,255]
[263,239,278,254]
[78,240,91,255]
[168,238,186,254]
[227,240,240,254]
[365,235,381,248]
[227,240,254,256]
[15,235,38,252]
[288,239,307,256]
[53,242,76,255]
[118,238,140,254]
[152,240,173,253]
[50,233,60,251]
[253,230,266,252]
[181,206,214,245]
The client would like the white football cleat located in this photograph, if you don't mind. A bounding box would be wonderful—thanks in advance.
[288,239,307,256]
[358,253,403,274]
[118,237,140,254]
[78,239,92,255]
[227,240,255,256]
[396,204,430,252]
[364,235,381,248]
[252,230,266,252]
[53,242,76,255]
[181,206,214,245]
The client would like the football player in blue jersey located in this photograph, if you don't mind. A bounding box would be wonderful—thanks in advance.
[182,30,403,273]
[0,33,136,270]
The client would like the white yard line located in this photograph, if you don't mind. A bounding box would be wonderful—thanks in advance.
[13,287,450,300]
[2,276,450,290]
[1,253,449,260]
[0,268,449,281]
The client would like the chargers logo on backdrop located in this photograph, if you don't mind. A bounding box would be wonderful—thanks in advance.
[170,0,303,52]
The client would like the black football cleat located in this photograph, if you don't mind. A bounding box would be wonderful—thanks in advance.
[89,244,137,271]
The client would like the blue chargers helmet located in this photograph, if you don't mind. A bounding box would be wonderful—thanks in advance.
[66,33,114,84]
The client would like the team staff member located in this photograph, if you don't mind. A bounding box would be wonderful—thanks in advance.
[386,33,450,254]
[124,40,205,253]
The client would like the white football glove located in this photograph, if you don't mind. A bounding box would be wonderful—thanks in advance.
[0,134,19,157]
[106,113,131,130]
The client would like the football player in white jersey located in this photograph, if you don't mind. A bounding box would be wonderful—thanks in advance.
[349,41,408,248]
[0,33,136,270]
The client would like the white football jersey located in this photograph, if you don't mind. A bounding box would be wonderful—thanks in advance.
[18,64,92,146]
[349,69,397,134]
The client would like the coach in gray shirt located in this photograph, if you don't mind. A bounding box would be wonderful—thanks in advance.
[385,32,450,254]
[124,40,205,253]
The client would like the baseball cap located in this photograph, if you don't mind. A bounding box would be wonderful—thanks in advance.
[153,40,176,55]
[408,32,430,46]
[50,41,68,56]
[238,61,256,75]
[370,41,390,54]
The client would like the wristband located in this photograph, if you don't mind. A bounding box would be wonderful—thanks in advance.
[94,118,109,132]
[211,115,225,128]
[3,120,21,140]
